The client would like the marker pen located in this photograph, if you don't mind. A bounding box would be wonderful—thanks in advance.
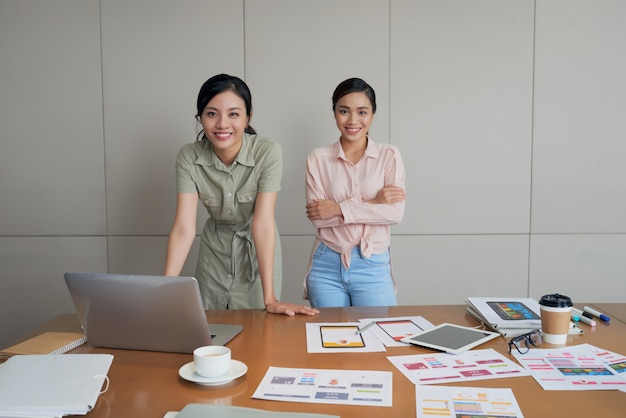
[571,307,597,326]
[570,312,580,322]
[582,306,610,322]
[355,321,376,335]
[580,310,594,320]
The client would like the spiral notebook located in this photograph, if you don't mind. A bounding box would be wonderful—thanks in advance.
[1,332,87,356]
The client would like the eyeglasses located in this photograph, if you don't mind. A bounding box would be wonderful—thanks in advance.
[508,329,542,354]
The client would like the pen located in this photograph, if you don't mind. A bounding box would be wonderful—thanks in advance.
[582,306,611,322]
[571,308,597,326]
[580,310,594,320]
[355,322,376,335]
[570,312,580,322]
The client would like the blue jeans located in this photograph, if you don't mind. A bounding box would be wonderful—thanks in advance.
[306,242,397,308]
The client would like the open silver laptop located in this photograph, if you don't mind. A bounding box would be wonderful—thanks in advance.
[64,272,242,353]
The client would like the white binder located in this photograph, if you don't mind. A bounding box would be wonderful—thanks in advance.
[0,354,113,417]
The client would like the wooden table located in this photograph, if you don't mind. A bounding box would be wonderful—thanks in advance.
[588,303,626,324]
[21,305,626,417]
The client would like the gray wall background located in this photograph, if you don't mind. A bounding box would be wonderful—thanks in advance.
[2,0,625,349]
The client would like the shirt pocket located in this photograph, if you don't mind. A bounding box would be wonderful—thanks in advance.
[198,193,222,218]
[236,189,257,221]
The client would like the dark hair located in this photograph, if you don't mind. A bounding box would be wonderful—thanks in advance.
[196,73,256,140]
[331,78,377,114]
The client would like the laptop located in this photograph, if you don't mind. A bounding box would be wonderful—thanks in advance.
[63,272,243,353]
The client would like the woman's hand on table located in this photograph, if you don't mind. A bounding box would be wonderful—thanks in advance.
[265,301,319,317]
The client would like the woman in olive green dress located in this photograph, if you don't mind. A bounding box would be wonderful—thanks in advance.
[165,74,318,317]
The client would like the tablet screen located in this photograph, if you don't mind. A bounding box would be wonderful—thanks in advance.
[401,323,499,354]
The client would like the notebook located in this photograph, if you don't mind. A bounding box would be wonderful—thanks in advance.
[1,332,87,355]
[64,272,242,353]
[465,297,542,329]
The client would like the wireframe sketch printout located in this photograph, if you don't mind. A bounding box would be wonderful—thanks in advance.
[306,323,386,353]
[511,343,626,391]
[358,316,434,347]
[320,325,365,348]
[252,367,392,407]
[387,348,530,385]
[415,386,524,418]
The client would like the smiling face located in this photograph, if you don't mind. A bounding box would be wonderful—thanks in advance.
[334,92,374,146]
[200,90,250,164]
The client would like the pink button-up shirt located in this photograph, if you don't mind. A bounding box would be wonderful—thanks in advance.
[305,138,406,270]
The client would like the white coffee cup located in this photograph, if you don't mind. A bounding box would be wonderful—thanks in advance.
[193,345,231,377]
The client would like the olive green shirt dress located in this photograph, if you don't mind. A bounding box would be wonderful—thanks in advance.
[175,133,283,309]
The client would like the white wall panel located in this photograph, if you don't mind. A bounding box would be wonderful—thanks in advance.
[529,234,626,303]
[3,1,626,350]
[107,236,200,277]
[390,0,534,235]
[101,0,244,235]
[108,235,312,306]
[0,237,107,349]
[244,0,390,234]
[280,236,315,305]
[531,0,626,233]
[392,235,530,305]
[0,0,105,235]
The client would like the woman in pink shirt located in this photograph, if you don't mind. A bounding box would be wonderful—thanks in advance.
[305,78,406,307]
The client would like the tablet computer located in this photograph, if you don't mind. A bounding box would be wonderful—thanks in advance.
[400,323,499,354]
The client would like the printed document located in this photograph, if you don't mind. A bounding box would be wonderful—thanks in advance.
[415,386,524,418]
[388,348,529,385]
[511,343,626,391]
[357,316,434,347]
[252,366,392,407]
[305,322,386,353]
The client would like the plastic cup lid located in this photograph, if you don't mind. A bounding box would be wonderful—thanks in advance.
[539,293,573,308]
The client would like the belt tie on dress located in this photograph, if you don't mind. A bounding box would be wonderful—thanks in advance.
[232,229,256,283]
[208,219,256,284]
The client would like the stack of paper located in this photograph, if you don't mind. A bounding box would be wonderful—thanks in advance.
[465,297,542,337]
[0,354,113,417]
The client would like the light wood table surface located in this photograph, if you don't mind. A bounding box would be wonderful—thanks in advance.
[16,305,626,417]
[588,303,626,324]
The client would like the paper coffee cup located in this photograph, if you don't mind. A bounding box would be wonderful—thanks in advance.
[539,294,573,345]
[193,345,231,377]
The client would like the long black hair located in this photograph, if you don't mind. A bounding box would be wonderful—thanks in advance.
[196,74,256,141]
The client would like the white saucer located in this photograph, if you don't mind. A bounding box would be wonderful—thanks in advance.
[179,359,247,386]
